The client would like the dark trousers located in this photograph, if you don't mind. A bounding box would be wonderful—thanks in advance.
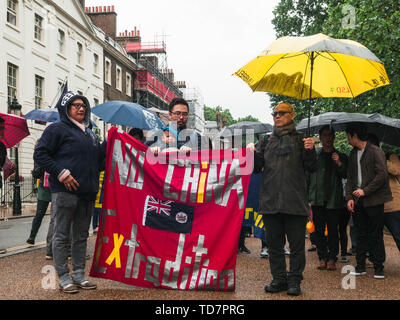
[353,202,385,269]
[28,200,50,240]
[338,209,351,256]
[385,211,400,252]
[263,213,307,284]
[312,205,340,262]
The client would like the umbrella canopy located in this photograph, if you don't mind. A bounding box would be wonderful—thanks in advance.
[234,33,390,99]
[234,33,390,135]
[91,101,164,130]
[218,121,273,138]
[24,108,98,128]
[24,108,60,122]
[0,113,30,148]
[296,112,400,147]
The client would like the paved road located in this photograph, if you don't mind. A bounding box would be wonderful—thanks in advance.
[0,228,399,301]
[0,216,50,252]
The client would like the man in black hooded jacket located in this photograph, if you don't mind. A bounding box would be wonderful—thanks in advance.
[248,102,317,296]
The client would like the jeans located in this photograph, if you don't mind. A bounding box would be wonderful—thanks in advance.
[28,200,50,240]
[384,211,400,252]
[353,202,385,270]
[51,192,94,287]
[312,206,340,262]
[263,213,307,284]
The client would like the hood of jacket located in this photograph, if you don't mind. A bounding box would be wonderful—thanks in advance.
[56,91,91,128]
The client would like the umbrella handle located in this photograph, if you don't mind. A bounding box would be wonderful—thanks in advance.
[307,52,315,137]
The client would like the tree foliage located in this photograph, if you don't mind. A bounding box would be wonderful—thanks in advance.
[203,105,260,125]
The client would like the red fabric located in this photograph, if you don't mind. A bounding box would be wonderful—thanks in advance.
[90,127,253,291]
[2,157,15,180]
[0,113,30,148]
[43,172,50,188]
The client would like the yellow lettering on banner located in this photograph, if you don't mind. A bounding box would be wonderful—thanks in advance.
[255,212,263,227]
[197,172,208,203]
[245,208,253,220]
[106,233,124,269]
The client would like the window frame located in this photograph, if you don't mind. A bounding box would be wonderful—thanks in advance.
[7,0,17,26]
[116,65,122,91]
[7,62,18,105]
[34,75,44,109]
[34,13,44,42]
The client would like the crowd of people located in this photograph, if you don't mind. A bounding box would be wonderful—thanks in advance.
[1,89,398,297]
[246,102,400,296]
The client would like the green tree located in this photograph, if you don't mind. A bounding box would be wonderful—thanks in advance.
[203,105,260,125]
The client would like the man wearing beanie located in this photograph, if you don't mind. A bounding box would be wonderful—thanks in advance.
[34,90,106,294]
[248,102,317,296]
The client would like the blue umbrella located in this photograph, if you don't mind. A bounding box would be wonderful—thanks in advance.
[24,108,60,122]
[24,108,97,128]
[91,101,164,130]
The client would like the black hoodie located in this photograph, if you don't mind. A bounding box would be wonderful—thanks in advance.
[34,91,106,200]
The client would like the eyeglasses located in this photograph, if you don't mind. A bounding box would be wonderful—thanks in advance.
[170,111,188,117]
[70,103,87,110]
[271,111,291,117]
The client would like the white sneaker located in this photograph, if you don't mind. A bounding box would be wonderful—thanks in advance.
[284,247,290,256]
[260,247,269,258]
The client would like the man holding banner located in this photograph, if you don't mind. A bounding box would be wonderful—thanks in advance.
[248,102,317,296]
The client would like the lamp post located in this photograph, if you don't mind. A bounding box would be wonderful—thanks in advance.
[9,97,22,216]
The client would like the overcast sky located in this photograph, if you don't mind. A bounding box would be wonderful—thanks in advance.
[85,0,280,123]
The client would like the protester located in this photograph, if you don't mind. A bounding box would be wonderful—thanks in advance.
[307,125,348,271]
[0,117,7,255]
[383,150,400,252]
[345,123,392,279]
[148,98,209,152]
[248,102,317,296]
[26,161,51,246]
[34,91,106,294]
[128,128,144,143]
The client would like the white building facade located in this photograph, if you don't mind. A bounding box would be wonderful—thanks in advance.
[1,0,103,176]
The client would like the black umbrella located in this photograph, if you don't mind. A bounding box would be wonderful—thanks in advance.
[218,121,273,138]
[296,112,400,147]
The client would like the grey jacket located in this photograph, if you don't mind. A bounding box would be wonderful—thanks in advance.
[253,125,317,216]
[345,142,392,207]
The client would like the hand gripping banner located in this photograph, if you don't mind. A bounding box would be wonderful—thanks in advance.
[90,127,253,291]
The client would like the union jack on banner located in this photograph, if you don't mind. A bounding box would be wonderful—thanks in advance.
[146,196,172,216]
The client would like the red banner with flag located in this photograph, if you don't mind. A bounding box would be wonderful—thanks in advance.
[90,127,253,291]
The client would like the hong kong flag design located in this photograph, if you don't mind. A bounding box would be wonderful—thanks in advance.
[143,195,194,234]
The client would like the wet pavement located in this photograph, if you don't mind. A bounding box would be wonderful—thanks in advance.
[0,230,399,301]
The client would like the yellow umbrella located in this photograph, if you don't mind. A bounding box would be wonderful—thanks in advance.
[234,33,390,132]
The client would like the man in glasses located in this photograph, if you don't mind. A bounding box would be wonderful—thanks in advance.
[149,97,209,153]
[34,91,106,294]
[248,102,317,296]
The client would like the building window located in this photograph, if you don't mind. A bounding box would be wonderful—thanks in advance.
[93,53,99,75]
[7,0,17,26]
[116,65,122,91]
[77,42,83,65]
[94,98,99,106]
[34,14,43,41]
[126,74,132,96]
[35,75,44,109]
[58,29,65,54]
[105,58,111,84]
[7,62,18,105]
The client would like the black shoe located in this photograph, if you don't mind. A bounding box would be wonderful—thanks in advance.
[307,245,317,252]
[287,283,302,296]
[350,266,366,276]
[238,246,251,254]
[374,268,385,279]
[264,280,288,293]
[26,238,35,245]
